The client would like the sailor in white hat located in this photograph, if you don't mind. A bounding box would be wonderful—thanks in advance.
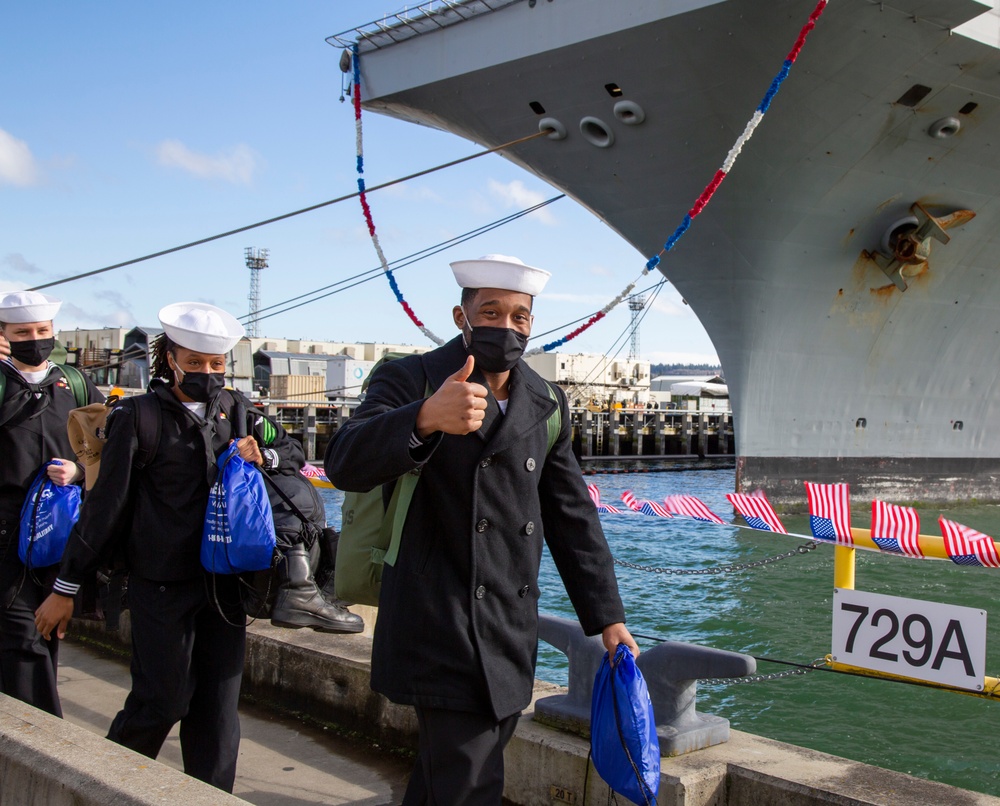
[0,289,104,717]
[447,253,550,387]
[144,301,245,419]
[37,299,358,792]
[0,290,62,366]
[325,254,636,806]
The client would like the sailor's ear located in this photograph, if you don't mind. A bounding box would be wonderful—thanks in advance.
[453,305,466,330]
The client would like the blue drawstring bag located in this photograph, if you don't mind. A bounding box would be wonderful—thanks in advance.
[19,462,82,569]
[591,644,660,806]
[202,443,277,574]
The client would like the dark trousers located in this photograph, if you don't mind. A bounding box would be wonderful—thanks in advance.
[402,706,520,806]
[0,547,61,718]
[107,574,246,792]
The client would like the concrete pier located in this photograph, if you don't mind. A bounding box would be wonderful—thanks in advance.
[10,616,992,806]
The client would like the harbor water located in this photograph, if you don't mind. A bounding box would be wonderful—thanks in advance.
[319,467,1000,797]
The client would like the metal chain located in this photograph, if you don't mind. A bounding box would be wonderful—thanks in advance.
[702,658,829,686]
[613,541,819,576]
[702,668,809,685]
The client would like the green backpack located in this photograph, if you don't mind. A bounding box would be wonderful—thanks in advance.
[0,361,88,408]
[334,356,561,606]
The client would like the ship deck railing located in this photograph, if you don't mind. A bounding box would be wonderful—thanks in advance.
[326,0,521,53]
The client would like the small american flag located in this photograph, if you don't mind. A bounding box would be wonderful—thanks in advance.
[587,484,622,514]
[587,484,602,508]
[726,492,786,533]
[663,495,724,524]
[805,482,852,545]
[871,500,923,558]
[939,517,1000,567]
[300,463,328,482]
[621,490,641,512]
[639,500,672,518]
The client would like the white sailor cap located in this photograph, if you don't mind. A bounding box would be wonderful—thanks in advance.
[0,290,62,324]
[450,254,551,297]
[157,301,245,354]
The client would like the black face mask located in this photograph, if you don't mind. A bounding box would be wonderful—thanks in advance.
[9,337,54,367]
[176,369,226,403]
[464,324,528,373]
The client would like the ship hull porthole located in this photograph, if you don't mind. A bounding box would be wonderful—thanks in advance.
[539,117,567,140]
[613,100,645,125]
[580,116,615,148]
[929,116,961,138]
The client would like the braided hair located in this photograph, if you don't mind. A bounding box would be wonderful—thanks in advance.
[149,333,178,383]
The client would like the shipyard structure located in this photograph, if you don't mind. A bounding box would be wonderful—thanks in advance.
[330,0,1000,505]
[57,326,731,461]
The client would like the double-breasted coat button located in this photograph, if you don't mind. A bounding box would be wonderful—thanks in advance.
[518,586,530,598]
[476,519,489,533]
[525,521,535,535]
[480,457,492,468]
[475,585,486,599]
[525,458,536,471]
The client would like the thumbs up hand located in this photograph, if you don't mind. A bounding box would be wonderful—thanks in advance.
[416,355,489,437]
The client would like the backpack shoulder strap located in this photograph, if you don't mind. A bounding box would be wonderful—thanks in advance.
[383,355,435,568]
[218,389,248,438]
[131,393,162,470]
[543,381,562,456]
[52,363,88,408]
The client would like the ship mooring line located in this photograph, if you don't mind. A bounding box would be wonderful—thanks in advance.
[627,632,1000,695]
[529,281,664,341]
[245,194,565,324]
[27,130,550,292]
[575,279,668,391]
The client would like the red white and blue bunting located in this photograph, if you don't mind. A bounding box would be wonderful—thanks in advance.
[348,1,831,351]
[352,45,446,347]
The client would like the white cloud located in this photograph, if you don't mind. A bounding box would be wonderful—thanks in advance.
[542,292,619,305]
[487,179,556,224]
[0,129,39,187]
[647,296,688,317]
[155,139,261,185]
[3,253,43,276]
[93,290,137,327]
[56,296,136,330]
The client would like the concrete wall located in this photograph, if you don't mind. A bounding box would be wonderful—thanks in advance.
[61,617,1000,806]
[0,693,245,806]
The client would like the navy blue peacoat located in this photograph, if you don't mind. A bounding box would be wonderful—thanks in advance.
[325,336,626,719]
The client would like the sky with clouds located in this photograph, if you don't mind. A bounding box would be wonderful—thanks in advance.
[0,1,719,366]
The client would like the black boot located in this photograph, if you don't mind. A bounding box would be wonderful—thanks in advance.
[271,543,364,633]
[316,526,344,602]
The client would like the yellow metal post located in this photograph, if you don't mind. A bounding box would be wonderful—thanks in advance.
[833,545,855,590]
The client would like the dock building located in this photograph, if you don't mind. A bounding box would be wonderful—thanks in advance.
[523,351,652,409]
[55,327,731,461]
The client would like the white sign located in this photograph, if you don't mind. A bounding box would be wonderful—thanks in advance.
[832,588,987,691]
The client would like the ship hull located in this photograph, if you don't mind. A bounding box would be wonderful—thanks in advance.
[340,0,1000,505]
